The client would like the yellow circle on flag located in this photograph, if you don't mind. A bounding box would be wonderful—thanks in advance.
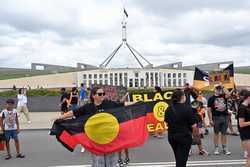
[84,113,120,145]
[153,101,168,122]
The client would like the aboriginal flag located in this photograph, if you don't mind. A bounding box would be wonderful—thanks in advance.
[193,67,209,90]
[50,102,153,155]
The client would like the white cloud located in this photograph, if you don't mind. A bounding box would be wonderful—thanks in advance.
[0,0,250,68]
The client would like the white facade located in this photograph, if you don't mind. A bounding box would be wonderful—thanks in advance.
[1,67,250,90]
[76,68,194,88]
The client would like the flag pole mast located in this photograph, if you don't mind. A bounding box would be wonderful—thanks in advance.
[99,8,153,68]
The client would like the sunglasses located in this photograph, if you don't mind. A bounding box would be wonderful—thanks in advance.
[96,92,105,96]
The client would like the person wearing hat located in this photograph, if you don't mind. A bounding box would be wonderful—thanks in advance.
[238,90,250,166]
[208,84,231,155]
[0,99,25,160]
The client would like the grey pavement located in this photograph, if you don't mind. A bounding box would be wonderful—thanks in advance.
[0,130,246,167]
[19,112,60,130]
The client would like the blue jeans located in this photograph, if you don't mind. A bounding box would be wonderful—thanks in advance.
[70,104,78,111]
[4,130,18,141]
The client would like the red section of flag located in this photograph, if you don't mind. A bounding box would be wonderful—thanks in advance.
[59,116,148,155]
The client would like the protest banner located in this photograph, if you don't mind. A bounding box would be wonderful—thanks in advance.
[129,90,173,133]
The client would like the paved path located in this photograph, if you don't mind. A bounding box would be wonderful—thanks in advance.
[0,130,246,167]
[19,112,59,130]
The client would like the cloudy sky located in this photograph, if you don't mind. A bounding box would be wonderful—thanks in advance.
[1,0,250,68]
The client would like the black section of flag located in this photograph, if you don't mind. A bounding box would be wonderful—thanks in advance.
[124,8,128,17]
[223,64,234,77]
[194,67,209,81]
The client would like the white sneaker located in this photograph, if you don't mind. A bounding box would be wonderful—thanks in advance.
[223,148,231,155]
[214,147,220,155]
[81,147,85,153]
[189,149,192,156]
[244,151,248,159]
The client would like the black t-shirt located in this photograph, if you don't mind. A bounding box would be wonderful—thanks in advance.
[165,103,196,136]
[61,92,68,108]
[238,104,250,140]
[208,95,228,116]
[70,92,79,105]
[73,100,124,118]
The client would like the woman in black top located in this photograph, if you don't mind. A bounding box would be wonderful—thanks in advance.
[238,90,250,166]
[68,87,79,111]
[165,89,199,167]
[53,86,134,167]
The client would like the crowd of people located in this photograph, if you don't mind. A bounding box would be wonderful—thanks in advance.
[166,83,250,167]
[0,83,250,167]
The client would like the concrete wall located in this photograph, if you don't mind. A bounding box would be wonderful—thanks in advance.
[31,63,76,71]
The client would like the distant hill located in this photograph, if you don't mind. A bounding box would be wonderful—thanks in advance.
[0,68,80,80]
[235,66,250,74]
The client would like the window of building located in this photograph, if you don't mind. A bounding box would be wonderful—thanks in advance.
[164,73,167,87]
[124,73,128,87]
[88,74,92,79]
[94,74,97,79]
[168,73,171,78]
[94,80,98,84]
[168,79,171,87]
[146,72,149,87]
[110,73,113,85]
[183,73,187,78]
[129,79,133,87]
[119,73,123,86]
[140,78,144,87]
[184,79,187,85]
[178,79,182,86]
[135,78,139,87]
[99,80,103,85]
[35,65,45,71]
[83,74,87,79]
[114,73,118,86]
[104,74,108,85]
[173,79,176,87]
[155,72,159,86]
[99,74,103,79]
[150,72,154,87]
[104,80,108,85]
[159,72,162,87]
[173,73,176,78]
[89,80,92,86]
[178,73,181,78]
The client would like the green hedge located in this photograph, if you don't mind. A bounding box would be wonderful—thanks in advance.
[0,89,61,97]
[0,88,213,98]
